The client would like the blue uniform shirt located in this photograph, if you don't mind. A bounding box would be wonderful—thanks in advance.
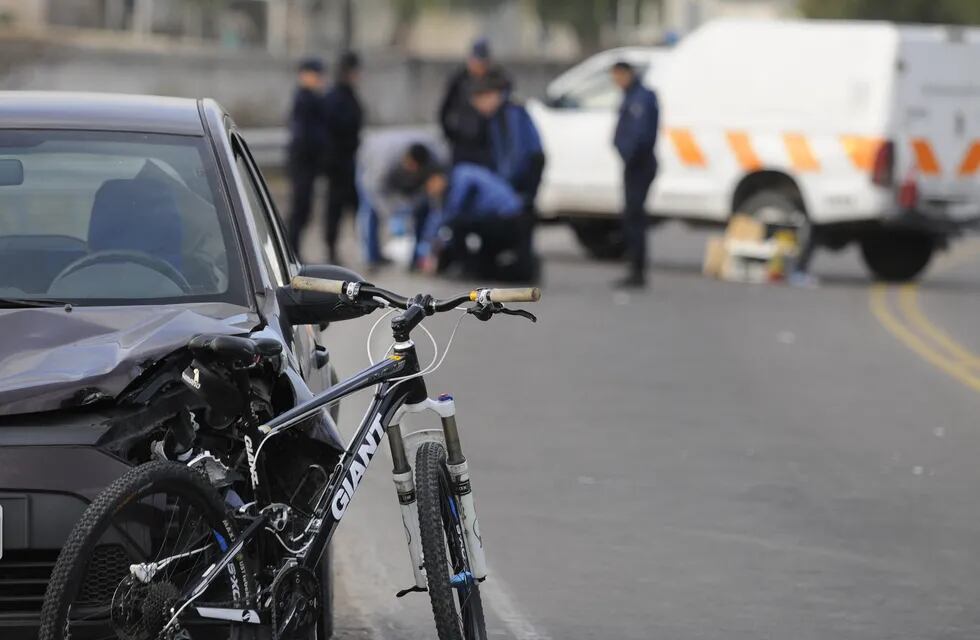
[613,80,659,169]
[419,164,523,256]
[488,102,543,189]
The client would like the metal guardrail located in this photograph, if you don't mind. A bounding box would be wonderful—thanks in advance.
[241,125,440,170]
[241,128,289,169]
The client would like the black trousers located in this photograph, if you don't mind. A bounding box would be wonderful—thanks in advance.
[287,155,319,257]
[622,163,656,277]
[440,213,537,283]
[325,163,358,263]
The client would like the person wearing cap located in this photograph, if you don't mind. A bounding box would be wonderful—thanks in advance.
[286,57,329,257]
[355,132,445,271]
[438,38,497,167]
[470,68,545,212]
[416,163,537,282]
[611,60,660,289]
[322,51,364,264]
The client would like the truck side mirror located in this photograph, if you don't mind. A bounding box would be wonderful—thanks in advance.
[545,94,576,109]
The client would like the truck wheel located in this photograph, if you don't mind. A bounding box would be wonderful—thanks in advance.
[860,231,935,282]
[570,219,626,260]
[738,190,806,236]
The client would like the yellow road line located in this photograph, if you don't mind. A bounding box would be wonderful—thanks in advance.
[869,285,980,393]
[896,285,980,370]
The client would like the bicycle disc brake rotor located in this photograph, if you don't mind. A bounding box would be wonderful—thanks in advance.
[271,565,321,640]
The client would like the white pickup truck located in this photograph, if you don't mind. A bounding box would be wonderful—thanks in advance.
[529,19,980,280]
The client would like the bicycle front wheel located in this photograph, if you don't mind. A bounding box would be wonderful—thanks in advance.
[38,460,256,640]
[415,441,487,640]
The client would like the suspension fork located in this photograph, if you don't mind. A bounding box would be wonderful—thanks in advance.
[438,394,487,581]
[387,422,426,589]
[387,391,488,586]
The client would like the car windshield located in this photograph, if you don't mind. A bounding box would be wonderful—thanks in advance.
[0,130,247,306]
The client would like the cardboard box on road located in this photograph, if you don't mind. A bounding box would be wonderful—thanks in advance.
[703,214,775,283]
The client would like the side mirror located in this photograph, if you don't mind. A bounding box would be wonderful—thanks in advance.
[544,94,563,109]
[277,264,374,326]
[545,94,576,110]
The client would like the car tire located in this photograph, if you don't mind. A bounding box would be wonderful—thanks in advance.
[860,230,934,282]
[569,219,626,261]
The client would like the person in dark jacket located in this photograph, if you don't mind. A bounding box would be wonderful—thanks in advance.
[438,38,496,167]
[286,57,328,258]
[470,69,545,211]
[417,163,536,282]
[611,60,659,288]
[322,51,364,264]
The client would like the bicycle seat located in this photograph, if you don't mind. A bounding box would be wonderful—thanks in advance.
[188,334,282,367]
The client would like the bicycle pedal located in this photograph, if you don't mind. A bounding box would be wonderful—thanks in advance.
[395,585,427,598]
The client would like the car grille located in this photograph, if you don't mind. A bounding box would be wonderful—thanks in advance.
[78,544,131,604]
[0,545,130,619]
[0,549,57,618]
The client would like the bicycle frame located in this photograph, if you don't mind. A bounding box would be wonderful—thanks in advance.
[168,335,487,629]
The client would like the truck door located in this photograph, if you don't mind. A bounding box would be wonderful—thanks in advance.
[895,37,980,222]
[529,67,627,215]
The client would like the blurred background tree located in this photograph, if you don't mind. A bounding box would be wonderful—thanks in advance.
[800,0,980,24]
[532,0,613,51]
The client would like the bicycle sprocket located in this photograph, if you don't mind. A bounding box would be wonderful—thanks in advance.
[270,565,321,640]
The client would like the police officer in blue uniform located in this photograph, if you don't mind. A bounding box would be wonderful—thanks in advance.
[438,38,495,167]
[322,51,364,264]
[286,57,329,258]
[611,60,659,288]
[470,69,545,213]
[416,163,535,282]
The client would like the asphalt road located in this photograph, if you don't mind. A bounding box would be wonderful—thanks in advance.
[275,189,980,639]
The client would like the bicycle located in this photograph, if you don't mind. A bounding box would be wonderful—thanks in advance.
[38,276,540,640]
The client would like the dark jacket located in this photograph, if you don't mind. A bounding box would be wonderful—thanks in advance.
[614,79,660,172]
[487,101,545,201]
[288,87,329,163]
[323,81,363,172]
[438,67,492,167]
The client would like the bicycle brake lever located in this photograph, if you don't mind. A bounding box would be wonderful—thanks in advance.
[499,308,537,323]
[467,303,537,323]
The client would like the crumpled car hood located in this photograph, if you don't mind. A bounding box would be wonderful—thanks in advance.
[0,303,259,415]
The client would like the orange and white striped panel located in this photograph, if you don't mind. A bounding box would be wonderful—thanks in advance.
[663,128,980,180]
[959,142,980,177]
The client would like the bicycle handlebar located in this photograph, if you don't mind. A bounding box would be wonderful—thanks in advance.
[480,287,541,303]
[291,276,345,295]
[290,276,541,312]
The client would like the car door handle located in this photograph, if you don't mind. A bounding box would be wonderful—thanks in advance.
[313,344,330,370]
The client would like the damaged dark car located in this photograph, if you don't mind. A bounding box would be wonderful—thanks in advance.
[0,93,357,639]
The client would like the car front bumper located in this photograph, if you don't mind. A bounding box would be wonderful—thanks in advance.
[0,443,131,637]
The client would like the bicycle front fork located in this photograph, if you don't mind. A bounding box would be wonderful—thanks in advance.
[387,394,488,591]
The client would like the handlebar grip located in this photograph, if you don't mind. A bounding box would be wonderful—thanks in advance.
[485,287,541,303]
[291,276,346,295]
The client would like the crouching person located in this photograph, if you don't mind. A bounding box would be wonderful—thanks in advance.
[417,163,536,283]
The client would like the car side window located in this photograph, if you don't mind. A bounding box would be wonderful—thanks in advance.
[232,141,288,287]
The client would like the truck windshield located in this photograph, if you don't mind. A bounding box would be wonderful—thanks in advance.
[0,130,247,306]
